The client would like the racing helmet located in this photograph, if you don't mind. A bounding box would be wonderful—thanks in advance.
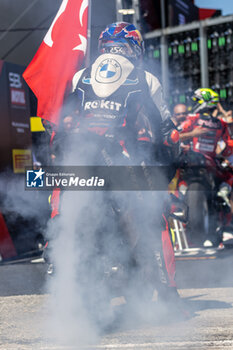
[98,22,144,60]
[191,88,219,113]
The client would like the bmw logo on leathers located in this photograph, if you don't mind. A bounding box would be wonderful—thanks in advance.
[91,54,134,98]
[96,58,122,83]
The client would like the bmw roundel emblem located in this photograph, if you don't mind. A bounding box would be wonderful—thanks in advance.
[99,63,117,78]
[96,58,122,83]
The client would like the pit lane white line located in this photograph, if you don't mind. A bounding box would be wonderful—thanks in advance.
[38,339,233,349]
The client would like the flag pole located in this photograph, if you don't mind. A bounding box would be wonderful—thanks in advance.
[160,0,169,97]
[85,0,92,67]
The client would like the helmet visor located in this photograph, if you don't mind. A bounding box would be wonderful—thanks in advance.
[99,39,135,57]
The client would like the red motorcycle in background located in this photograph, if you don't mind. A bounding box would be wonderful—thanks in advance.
[175,148,233,247]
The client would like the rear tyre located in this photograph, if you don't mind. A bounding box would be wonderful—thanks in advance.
[186,182,210,245]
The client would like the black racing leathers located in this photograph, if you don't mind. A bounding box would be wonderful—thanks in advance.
[57,53,178,289]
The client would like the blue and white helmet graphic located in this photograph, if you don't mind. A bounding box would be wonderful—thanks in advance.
[98,22,144,59]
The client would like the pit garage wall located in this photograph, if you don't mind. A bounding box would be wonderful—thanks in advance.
[144,15,233,108]
[0,61,34,260]
[0,60,32,173]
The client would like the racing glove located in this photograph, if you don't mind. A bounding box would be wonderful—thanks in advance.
[161,118,180,147]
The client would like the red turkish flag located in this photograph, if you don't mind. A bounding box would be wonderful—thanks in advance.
[23,0,89,126]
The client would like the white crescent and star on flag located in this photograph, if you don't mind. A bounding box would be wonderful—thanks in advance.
[44,0,88,53]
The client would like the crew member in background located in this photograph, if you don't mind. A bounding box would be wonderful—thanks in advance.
[173,102,209,147]
[212,102,233,122]
[50,114,75,164]
[173,103,188,125]
[215,106,233,216]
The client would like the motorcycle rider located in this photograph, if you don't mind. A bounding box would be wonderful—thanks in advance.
[49,22,184,311]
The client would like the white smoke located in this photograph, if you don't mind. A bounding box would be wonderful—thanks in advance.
[44,137,115,345]
[43,124,172,348]
[0,172,48,256]
[45,190,100,346]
